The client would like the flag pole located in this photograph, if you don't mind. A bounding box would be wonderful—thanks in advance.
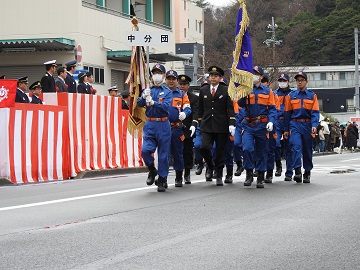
[146,46,150,88]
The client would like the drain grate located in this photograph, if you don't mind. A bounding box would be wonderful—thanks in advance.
[330,169,356,174]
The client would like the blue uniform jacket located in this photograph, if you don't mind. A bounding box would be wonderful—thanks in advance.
[238,84,277,124]
[169,88,191,123]
[274,87,292,118]
[15,89,30,103]
[137,85,172,118]
[284,88,320,131]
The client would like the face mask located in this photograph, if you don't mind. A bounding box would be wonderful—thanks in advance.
[153,74,164,85]
[278,82,288,89]
[253,75,260,85]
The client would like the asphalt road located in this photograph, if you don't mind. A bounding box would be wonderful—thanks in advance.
[1,153,360,270]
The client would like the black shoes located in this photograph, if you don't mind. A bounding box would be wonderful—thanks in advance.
[157,176,167,192]
[303,171,311,183]
[294,167,302,183]
[234,161,244,176]
[175,170,183,187]
[216,169,223,186]
[256,171,265,188]
[195,161,204,175]
[275,161,282,177]
[224,167,233,184]
[205,167,213,181]
[146,167,158,186]
[244,169,253,186]
[264,170,273,183]
[184,168,191,184]
[284,176,292,181]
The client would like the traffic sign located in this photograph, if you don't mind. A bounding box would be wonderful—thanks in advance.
[125,31,171,46]
[76,45,82,63]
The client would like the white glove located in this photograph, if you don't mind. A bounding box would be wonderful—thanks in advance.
[142,88,151,99]
[189,126,196,137]
[229,125,236,136]
[266,122,274,132]
[146,95,154,106]
[179,112,186,121]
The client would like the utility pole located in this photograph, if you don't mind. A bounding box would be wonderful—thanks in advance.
[264,17,282,64]
[193,43,199,85]
[355,28,359,117]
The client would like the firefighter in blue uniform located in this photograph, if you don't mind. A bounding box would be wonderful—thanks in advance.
[65,60,77,93]
[274,73,293,181]
[165,70,192,187]
[15,76,30,103]
[40,60,57,93]
[29,81,43,104]
[177,74,198,184]
[284,72,320,183]
[137,64,172,192]
[198,66,236,186]
[238,66,277,188]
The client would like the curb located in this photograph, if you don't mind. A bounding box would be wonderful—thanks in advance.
[75,167,148,179]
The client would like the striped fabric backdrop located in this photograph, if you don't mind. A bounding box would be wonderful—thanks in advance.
[0,104,70,184]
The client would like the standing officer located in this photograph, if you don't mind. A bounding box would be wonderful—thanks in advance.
[165,70,192,187]
[238,66,277,188]
[65,60,77,93]
[178,74,198,184]
[29,81,43,104]
[77,73,89,94]
[108,86,119,97]
[0,75,5,79]
[55,66,68,92]
[40,60,56,92]
[120,90,130,110]
[274,73,293,181]
[86,72,96,95]
[284,72,320,183]
[198,66,235,186]
[15,76,30,103]
[137,64,172,192]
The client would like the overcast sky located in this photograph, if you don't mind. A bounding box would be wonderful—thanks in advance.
[205,0,236,7]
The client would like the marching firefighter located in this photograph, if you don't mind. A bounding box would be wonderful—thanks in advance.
[238,66,277,188]
[136,64,172,192]
[284,72,320,183]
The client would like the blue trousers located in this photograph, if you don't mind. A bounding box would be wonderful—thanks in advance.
[224,137,234,168]
[266,130,277,170]
[142,121,171,178]
[233,121,243,163]
[170,126,184,171]
[275,120,293,177]
[194,127,202,162]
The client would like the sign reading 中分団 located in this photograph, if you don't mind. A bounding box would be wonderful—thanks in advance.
[125,32,171,46]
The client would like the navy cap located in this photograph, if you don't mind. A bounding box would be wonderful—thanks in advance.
[108,86,118,92]
[253,66,264,76]
[178,74,192,84]
[18,76,28,83]
[208,66,224,76]
[65,60,77,67]
[86,71,93,77]
[151,63,166,74]
[166,70,178,78]
[0,75,5,79]
[78,72,87,80]
[120,90,130,98]
[29,81,42,90]
[295,71,308,80]
[278,73,290,81]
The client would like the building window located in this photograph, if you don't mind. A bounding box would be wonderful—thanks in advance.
[346,98,355,112]
[318,99,323,111]
[199,21,202,33]
[312,73,320,80]
[84,65,105,84]
[184,0,186,10]
[188,19,189,28]
[340,72,346,80]
[195,20,198,31]
[184,28,186,38]
[320,72,326,80]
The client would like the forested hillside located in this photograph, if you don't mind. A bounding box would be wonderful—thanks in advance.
[198,0,360,74]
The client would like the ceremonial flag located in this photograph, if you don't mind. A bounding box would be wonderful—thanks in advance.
[0,79,17,108]
[228,0,253,100]
[125,12,147,136]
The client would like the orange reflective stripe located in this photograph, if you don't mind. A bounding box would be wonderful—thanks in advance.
[312,94,320,111]
[258,94,269,105]
[276,96,284,110]
[248,94,255,104]
[182,93,190,107]
[303,99,314,110]
[233,100,239,113]
[172,97,182,107]
[268,90,276,106]
[290,99,301,110]
[284,95,292,112]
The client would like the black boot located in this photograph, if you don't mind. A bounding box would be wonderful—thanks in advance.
[175,170,183,187]
[253,169,258,177]
[212,170,218,179]
[216,168,224,186]
[157,176,166,192]
[275,160,282,177]
[264,169,273,184]
[234,161,244,176]
[205,167,213,181]
[195,161,204,175]
[184,168,191,184]
[294,167,302,183]
[224,167,233,184]
[244,169,253,186]
[146,165,158,186]
[303,171,311,183]
[256,171,265,188]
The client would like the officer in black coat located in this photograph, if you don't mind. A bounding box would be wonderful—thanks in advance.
[77,72,89,94]
[40,60,57,93]
[15,76,30,103]
[177,74,198,184]
[198,66,236,186]
[65,60,77,93]
[120,90,130,110]
[29,81,43,104]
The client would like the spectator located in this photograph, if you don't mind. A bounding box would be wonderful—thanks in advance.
[346,122,358,152]
[334,121,341,148]
[318,126,325,152]
[320,117,330,151]
[329,122,337,151]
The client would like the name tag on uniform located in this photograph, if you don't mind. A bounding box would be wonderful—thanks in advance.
[159,92,164,96]
[219,95,223,99]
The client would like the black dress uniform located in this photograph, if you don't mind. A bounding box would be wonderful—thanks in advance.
[15,76,30,103]
[77,73,89,94]
[178,75,199,184]
[30,95,43,104]
[65,60,77,93]
[120,90,130,110]
[198,66,235,185]
[40,60,57,93]
[29,81,43,104]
